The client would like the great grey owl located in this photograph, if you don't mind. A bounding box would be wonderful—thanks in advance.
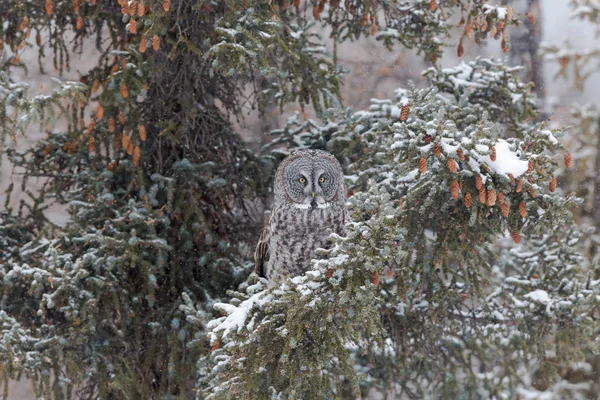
[254,150,348,282]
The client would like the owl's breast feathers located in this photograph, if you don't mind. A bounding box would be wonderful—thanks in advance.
[263,204,347,280]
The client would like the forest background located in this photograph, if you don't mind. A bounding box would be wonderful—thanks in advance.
[2,0,600,398]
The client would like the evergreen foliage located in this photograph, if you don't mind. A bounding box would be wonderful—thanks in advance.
[0,1,593,400]
[205,59,600,398]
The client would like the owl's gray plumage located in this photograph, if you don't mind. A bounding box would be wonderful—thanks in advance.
[254,150,347,281]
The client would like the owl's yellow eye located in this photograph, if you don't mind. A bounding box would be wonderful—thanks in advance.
[299,177,306,184]
[319,176,326,183]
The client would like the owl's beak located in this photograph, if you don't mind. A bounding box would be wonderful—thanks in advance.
[311,192,316,198]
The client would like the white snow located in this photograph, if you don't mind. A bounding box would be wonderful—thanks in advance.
[389,105,401,119]
[208,291,272,340]
[481,139,529,177]
[524,289,551,305]
[539,130,559,145]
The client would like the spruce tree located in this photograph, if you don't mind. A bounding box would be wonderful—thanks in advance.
[2,1,594,400]
[205,58,600,399]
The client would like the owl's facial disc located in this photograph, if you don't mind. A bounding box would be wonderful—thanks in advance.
[282,155,340,209]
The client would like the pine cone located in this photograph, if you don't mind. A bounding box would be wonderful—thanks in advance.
[400,104,409,121]
[500,202,509,217]
[120,83,129,98]
[486,188,496,206]
[88,137,96,153]
[464,192,472,208]
[91,79,101,93]
[456,147,465,161]
[87,118,96,134]
[450,180,459,199]
[501,36,509,53]
[122,133,131,149]
[564,152,572,168]
[507,173,515,185]
[96,105,104,120]
[76,15,84,30]
[529,188,537,198]
[434,143,442,157]
[419,157,427,174]
[498,192,505,205]
[475,175,483,191]
[45,0,55,15]
[448,158,458,173]
[325,268,335,279]
[138,1,146,16]
[108,117,116,133]
[516,178,523,193]
[152,35,160,51]
[519,201,527,217]
[139,125,147,141]
[133,146,141,166]
[140,36,147,53]
[479,188,487,204]
[372,270,380,286]
[511,231,520,244]
[549,176,557,192]
[490,145,496,161]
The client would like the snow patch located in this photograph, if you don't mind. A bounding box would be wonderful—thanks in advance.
[524,289,551,305]
[481,139,529,177]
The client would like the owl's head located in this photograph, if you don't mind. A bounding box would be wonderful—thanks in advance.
[275,150,345,210]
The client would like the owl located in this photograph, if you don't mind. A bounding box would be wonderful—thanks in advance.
[254,149,348,282]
